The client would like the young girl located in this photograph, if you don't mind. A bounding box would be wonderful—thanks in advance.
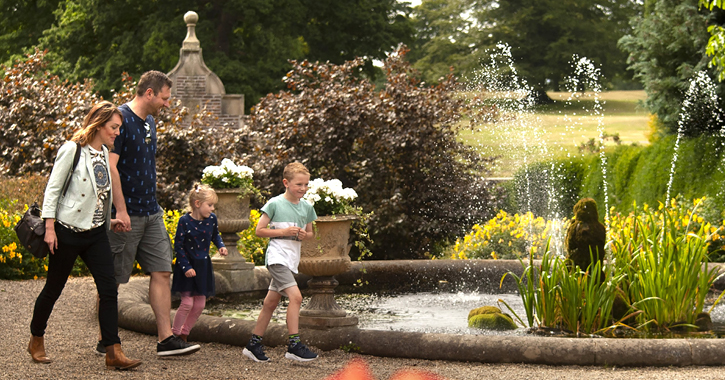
[171,183,228,342]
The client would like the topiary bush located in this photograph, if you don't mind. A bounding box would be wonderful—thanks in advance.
[509,133,725,224]
[248,45,494,259]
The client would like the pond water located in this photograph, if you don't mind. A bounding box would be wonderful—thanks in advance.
[207,291,527,336]
[206,290,725,337]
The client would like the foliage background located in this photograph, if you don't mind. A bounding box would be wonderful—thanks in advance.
[247,46,495,259]
[505,135,725,224]
[0,0,414,111]
[618,0,725,136]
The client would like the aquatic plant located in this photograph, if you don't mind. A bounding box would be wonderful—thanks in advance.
[501,196,725,335]
[609,197,725,330]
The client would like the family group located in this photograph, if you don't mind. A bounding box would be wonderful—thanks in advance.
[27,71,319,371]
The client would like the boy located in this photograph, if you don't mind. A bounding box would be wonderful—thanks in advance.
[243,162,318,362]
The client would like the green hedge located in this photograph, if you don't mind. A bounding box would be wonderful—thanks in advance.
[510,135,725,219]
[509,157,586,218]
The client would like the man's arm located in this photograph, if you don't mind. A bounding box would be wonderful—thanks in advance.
[109,152,131,232]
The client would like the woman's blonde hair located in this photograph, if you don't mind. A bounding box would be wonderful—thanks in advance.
[71,101,122,148]
[188,183,218,212]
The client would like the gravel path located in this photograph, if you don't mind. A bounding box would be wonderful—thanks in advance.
[2,277,725,379]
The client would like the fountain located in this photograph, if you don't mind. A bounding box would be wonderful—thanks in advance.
[667,71,723,203]
[114,12,725,366]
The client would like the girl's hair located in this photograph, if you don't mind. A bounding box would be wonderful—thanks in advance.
[71,101,122,148]
[188,183,218,211]
[283,162,310,181]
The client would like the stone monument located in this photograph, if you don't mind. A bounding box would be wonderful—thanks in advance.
[167,11,244,129]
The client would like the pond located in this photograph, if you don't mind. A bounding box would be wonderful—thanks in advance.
[205,290,725,337]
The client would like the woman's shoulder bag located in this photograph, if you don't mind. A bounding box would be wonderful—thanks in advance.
[14,142,82,258]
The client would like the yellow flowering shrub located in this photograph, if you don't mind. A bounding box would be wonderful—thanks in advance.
[237,209,268,266]
[0,200,54,279]
[452,211,567,260]
[609,196,725,261]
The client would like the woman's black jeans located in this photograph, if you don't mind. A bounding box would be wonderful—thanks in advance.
[30,222,121,347]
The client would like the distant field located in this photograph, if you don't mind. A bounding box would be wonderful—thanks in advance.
[459,90,650,177]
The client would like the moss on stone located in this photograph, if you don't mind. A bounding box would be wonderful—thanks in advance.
[467,305,502,320]
[468,313,517,331]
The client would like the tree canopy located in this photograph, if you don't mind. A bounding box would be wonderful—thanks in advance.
[619,0,725,135]
[408,0,640,93]
[0,0,414,109]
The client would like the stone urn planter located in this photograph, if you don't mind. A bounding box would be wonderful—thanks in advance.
[211,188,254,291]
[298,214,359,328]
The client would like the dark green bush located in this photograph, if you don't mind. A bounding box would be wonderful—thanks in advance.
[618,0,725,137]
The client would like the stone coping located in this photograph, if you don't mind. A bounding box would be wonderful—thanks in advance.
[117,260,725,367]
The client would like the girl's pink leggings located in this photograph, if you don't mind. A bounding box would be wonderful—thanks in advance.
[172,294,207,336]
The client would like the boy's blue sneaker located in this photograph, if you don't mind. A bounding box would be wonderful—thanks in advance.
[285,343,318,362]
[157,335,201,356]
[243,342,270,362]
[95,341,106,356]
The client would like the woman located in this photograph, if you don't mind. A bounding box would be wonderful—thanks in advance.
[28,101,142,370]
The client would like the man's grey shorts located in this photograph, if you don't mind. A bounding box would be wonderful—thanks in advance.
[107,210,173,283]
[267,264,297,297]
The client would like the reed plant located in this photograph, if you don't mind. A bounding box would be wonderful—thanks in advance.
[501,243,623,335]
[609,198,724,331]
[558,256,623,334]
[504,197,725,336]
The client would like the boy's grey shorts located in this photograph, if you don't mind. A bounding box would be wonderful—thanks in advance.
[108,210,173,284]
[267,264,297,297]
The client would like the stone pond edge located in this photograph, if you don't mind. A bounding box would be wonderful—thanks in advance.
[118,260,725,367]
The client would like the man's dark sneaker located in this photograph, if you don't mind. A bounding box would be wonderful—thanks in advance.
[285,343,318,362]
[242,342,270,362]
[157,335,201,357]
[95,341,106,356]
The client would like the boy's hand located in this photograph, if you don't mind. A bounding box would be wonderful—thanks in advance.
[218,247,228,256]
[282,226,302,238]
[185,269,197,278]
[296,229,307,241]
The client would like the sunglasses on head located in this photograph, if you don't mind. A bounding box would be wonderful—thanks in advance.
[143,122,151,144]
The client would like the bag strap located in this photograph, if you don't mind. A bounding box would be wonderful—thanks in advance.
[59,142,82,198]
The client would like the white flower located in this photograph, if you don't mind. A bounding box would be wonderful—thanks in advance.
[303,178,357,211]
[201,159,254,187]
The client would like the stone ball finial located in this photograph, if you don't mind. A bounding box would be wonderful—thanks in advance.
[184,11,198,25]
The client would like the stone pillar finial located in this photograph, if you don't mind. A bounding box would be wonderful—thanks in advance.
[182,11,200,51]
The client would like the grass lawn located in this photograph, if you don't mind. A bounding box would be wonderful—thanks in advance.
[459,90,650,177]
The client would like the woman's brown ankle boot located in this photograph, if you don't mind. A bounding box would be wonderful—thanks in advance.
[105,344,142,370]
[178,334,188,342]
[28,335,51,364]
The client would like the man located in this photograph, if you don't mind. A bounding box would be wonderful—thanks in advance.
[108,70,200,356]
